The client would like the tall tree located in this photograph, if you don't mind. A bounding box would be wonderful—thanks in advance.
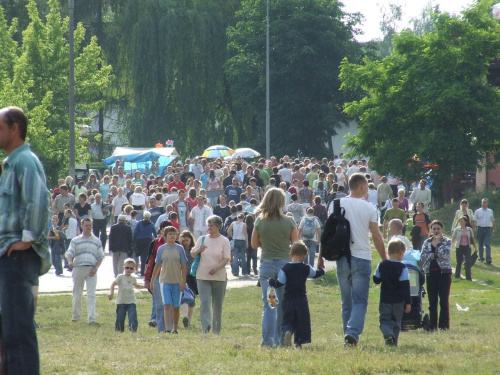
[339,3,500,205]
[225,0,361,157]
[111,0,240,156]
[0,0,113,183]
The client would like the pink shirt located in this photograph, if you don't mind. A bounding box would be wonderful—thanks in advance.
[206,177,220,191]
[460,232,469,246]
[195,235,230,281]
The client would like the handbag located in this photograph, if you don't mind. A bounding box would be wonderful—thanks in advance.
[180,285,195,304]
[190,236,205,277]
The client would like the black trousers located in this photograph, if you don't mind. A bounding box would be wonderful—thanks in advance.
[455,245,471,280]
[426,271,451,330]
[92,218,108,249]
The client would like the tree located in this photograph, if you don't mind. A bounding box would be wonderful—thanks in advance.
[339,3,500,205]
[225,0,361,157]
[0,0,113,184]
[110,0,240,156]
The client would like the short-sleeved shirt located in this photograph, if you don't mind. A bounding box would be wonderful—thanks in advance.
[114,274,138,304]
[254,215,296,260]
[195,235,231,281]
[298,216,321,242]
[339,197,378,260]
[155,244,186,284]
[384,208,406,223]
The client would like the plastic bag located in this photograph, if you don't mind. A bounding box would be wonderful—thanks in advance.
[267,286,279,309]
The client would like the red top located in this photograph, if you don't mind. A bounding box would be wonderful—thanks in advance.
[168,180,186,192]
[144,237,165,282]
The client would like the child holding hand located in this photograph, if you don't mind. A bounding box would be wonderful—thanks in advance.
[373,239,411,346]
[108,258,146,332]
[268,241,324,348]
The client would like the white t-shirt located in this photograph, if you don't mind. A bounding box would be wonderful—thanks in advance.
[389,234,412,251]
[339,197,378,260]
[190,205,213,231]
[65,217,78,239]
[299,216,321,241]
[278,168,292,183]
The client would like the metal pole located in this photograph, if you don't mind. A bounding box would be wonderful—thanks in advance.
[265,0,270,159]
[69,0,75,179]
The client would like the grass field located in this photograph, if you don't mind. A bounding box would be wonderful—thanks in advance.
[36,201,500,374]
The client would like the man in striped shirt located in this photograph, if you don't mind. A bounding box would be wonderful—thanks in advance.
[0,106,50,375]
[65,217,104,325]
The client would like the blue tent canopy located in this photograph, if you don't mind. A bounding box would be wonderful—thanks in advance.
[102,147,179,176]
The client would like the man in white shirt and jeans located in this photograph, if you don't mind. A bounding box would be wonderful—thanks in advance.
[473,198,496,264]
[318,173,386,347]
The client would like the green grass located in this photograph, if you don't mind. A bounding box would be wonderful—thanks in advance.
[35,202,500,374]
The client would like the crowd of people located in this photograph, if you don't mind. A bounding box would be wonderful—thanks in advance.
[45,152,497,344]
[0,105,496,373]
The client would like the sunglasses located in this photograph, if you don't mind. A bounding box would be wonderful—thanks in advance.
[124,267,135,270]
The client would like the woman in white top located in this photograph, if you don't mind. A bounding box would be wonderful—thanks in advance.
[191,215,230,334]
[228,214,248,276]
[130,186,147,220]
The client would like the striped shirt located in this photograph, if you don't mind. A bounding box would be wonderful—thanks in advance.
[0,143,51,274]
[66,233,104,267]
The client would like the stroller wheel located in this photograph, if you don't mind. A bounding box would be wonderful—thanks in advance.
[422,314,430,331]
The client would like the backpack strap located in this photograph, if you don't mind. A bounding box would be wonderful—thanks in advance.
[334,198,341,215]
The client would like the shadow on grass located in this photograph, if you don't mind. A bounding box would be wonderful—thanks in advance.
[314,270,338,286]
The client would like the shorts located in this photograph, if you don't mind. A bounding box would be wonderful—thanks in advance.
[160,283,181,308]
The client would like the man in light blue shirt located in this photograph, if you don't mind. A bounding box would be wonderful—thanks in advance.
[0,106,50,374]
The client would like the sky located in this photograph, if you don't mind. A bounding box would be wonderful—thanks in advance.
[342,0,477,42]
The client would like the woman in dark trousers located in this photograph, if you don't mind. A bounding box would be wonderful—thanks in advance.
[421,220,452,330]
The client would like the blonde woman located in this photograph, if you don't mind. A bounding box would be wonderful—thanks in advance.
[252,188,298,347]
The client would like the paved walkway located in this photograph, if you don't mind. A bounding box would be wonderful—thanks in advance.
[39,250,335,295]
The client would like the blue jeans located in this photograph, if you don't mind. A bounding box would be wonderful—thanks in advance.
[259,259,288,347]
[231,240,248,276]
[336,256,372,342]
[153,277,166,332]
[50,244,64,275]
[115,304,138,332]
[304,240,317,267]
[477,227,492,262]
[0,248,41,375]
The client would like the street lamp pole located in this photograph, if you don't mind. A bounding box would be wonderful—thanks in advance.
[265,0,270,159]
[69,0,75,179]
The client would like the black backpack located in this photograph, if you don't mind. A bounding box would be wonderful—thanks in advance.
[320,198,352,262]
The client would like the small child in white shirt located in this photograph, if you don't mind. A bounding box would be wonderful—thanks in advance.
[108,258,145,332]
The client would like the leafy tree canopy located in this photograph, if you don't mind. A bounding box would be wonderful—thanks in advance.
[0,0,113,184]
[340,2,500,192]
[225,0,362,157]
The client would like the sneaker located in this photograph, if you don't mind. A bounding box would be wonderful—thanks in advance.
[172,330,179,334]
[182,317,189,328]
[253,268,258,276]
[384,334,396,346]
[89,321,100,327]
[148,320,157,328]
[283,331,292,347]
[256,280,261,287]
[344,335,358,347]
[487,261,492,264]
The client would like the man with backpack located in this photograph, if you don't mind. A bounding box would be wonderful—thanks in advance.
[318,173,386,347]
[298,207,322,267]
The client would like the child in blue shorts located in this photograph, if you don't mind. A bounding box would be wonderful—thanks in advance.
[151,226,187,333]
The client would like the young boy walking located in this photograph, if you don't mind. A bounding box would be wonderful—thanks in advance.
[269,241,325,347]
[150,227,187,334]
[108,258,145,332]
[373,239,411,346]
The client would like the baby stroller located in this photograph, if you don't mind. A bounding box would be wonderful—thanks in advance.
[401,264,430,331]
